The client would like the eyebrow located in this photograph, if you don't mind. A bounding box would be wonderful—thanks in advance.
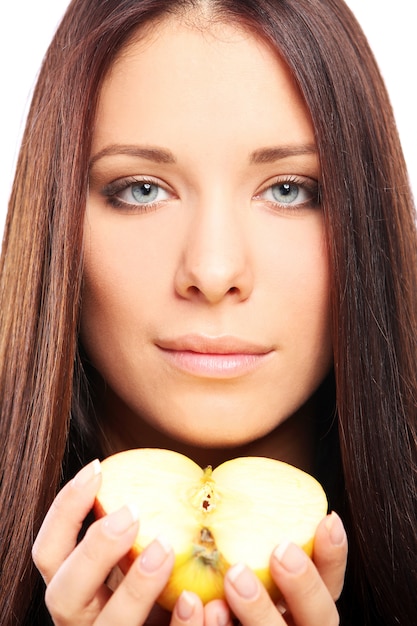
[89,144,176,168]
[250,144,317,164]
[89,142,317,169]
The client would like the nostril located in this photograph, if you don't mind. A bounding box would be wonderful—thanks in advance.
[186,285,201,298]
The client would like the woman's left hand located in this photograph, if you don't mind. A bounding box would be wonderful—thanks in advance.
[203,511,347,626]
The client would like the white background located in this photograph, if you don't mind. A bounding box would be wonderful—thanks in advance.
[1,1,415,235]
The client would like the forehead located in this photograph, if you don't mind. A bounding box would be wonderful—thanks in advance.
[92,16,315,156]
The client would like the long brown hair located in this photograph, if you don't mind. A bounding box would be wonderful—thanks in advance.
[1,0,416,623]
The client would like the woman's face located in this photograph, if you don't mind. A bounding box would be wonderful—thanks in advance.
[82,18,332,450]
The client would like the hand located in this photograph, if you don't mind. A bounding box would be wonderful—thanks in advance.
[203,512,347,626]
[32,460,229,626]
[33,461,345,626]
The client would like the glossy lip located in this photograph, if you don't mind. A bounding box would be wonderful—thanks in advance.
[155,334,274,378]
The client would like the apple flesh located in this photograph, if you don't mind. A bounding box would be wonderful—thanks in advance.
[95,448,327,610]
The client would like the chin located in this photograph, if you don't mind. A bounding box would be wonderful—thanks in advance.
[160,418,274,450]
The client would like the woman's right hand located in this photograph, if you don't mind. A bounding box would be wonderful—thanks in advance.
[32,460,231,626]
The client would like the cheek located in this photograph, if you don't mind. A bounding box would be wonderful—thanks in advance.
[262,214,330,315]
[79,224,133,365]
[79,259,113,367]
[298,241,331,335]
[79,217,171,378]
[81,219,154,317]
[277,222,332,371]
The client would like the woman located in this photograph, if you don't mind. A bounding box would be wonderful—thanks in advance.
[0,0,416,624]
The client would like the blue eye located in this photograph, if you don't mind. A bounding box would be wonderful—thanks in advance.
[257,177,319,209]
[130,182,161,204]
[102,177,172,210]
[270,182,300,204]
[121,181,170,205]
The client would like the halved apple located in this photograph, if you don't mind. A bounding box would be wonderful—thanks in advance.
[95,448,327,610]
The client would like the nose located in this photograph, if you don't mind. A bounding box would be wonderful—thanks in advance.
[174,195,254,304]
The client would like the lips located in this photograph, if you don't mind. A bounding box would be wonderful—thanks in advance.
[155,334,274,378]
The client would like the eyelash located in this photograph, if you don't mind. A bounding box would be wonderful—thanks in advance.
[100,175,320,212]
[101,176,173,212]
[254,175,320,212]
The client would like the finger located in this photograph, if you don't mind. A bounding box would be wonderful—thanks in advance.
[94,536,175,626]
[270,541,340,626]
[32,459,102,584]
[170,591,204,625]
[223,563,285,626]
[45,505,139,622]
[312,511,348,601]
[204,599,233,626]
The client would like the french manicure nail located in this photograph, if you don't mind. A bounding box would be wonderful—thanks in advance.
[102,504,139,536]
[326,511,346,546]
[274,541,308,574]
[176,590,197,621]
[72,459,101,488]
[277,601,287,615]
[227,562,259,599]
[139,535,171,573]
[216,604,230,626]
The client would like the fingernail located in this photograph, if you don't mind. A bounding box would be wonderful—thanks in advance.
[274,541,308,574]
[216,604,230,626]
[277,601,287,615]
[72,459,101,488]
[102,504,139,536]
[176,590,197,621]
[139,535,171,573]
[226,562,259,599]
[326,511,346,546]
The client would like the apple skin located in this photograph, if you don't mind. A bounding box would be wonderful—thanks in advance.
[94,448,328,610]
